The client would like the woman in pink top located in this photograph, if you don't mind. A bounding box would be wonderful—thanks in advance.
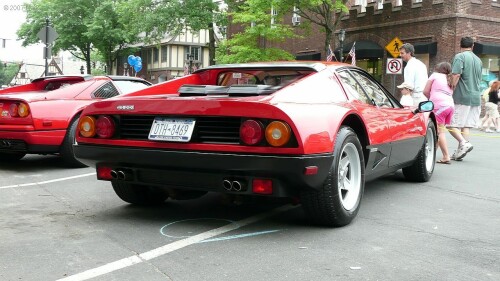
[423,62,454,164]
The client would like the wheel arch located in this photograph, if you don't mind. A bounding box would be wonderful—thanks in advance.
[340,114,369,163]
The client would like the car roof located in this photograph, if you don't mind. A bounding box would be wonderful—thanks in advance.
[193,61,339,73]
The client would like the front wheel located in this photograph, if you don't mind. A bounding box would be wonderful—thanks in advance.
[112,181,169,205]
[301,126,365,227]
[402,120,437,182]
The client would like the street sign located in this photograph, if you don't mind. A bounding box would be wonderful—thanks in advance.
[385,37,403,58]
[386,58,403,75]
[37,26,58,45]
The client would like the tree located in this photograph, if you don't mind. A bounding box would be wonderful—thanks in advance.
[0,62,20,86]
[278,0,349,57]
[216,0,298,63]
[17,0,137,74]
[119,0,227,66]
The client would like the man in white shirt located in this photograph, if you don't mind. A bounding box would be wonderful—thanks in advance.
[399,43,428,106]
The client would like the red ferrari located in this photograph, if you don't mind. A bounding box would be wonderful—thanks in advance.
[73,62,437,226]
[0,75,151,166]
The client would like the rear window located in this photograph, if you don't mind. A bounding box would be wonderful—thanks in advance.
[217,69,314,88]
[114,80,151,95]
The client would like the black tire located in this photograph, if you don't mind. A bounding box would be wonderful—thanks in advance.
[402,120,437,182]
[112,181,169,205]
[301,126,365,227]
[60,117,87,168]
[0,152,26,162]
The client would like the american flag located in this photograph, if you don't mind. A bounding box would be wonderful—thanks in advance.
[348,42,356,65]
[326,44,335,62]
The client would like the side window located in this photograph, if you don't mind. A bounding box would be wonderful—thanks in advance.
[337,70,371,105]
[91,82,119,99]
[350,71,394,108]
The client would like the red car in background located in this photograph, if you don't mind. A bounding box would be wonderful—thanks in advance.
[0,75,151,167]
[73,62,437,226]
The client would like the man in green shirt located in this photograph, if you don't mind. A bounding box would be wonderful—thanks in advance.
[449,36,482,161]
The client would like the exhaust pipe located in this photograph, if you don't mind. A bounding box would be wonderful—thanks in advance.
[117,170,126,180]
[222,178,246,192]
[232,181,242,191]
[110,170,118,179]
[223,179,232,191]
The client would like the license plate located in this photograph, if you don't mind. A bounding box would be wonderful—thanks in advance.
[148,118,196,142]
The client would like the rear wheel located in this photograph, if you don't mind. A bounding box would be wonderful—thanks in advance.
[111,181,169,205]
[402,121,436,182]
[301,127,365,227]
[0,152,26,162]
[60,117,87,168]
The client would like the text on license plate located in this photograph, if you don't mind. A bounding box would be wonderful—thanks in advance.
[148,118,196,142]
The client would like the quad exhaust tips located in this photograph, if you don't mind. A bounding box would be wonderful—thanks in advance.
[223,179,246,192]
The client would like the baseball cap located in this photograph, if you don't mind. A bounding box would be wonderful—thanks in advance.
[397,82,414,90]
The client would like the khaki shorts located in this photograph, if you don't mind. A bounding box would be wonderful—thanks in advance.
[449,104,480,128]
[484,102,500,119]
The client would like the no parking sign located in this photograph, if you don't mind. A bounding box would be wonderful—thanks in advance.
[386,58,403,75]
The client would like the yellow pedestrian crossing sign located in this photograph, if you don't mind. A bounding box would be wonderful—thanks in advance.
[385,37,403,58]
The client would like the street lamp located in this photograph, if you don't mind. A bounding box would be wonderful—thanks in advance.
[123,63,128,76]
[338,29,346,63]
[80,65,85,75]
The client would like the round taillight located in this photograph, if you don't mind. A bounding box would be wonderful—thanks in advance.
[18,103,30,117]
[95,116,115,138]
[265,121,291,147]
[9,103,19,117]
[240,119,264,145]
[78,116,96,138]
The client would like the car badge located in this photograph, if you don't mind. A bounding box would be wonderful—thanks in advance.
[117,105,134,110]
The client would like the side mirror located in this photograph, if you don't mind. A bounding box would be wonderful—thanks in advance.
[413,100,434,114]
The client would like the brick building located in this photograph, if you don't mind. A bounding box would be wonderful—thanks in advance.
[269,0,500,92]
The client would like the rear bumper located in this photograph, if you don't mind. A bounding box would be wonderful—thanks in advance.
[73,144,334,197]
[0,130,66,153]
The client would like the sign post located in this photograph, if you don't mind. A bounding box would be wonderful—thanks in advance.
[385,37,404,96]
[37,18,58,76]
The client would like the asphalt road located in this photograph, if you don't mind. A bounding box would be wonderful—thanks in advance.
[1,130,499,281]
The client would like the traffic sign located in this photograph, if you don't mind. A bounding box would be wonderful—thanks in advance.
[37,26,58,45]
[385,37,403,58]
[386,58,403,75]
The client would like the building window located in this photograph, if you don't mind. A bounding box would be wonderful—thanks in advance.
[152,47,159,63]
[185,46,201,61]
[161,46,168,63]
[20,73,26,79]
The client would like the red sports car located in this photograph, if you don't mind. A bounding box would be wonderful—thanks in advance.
[0,75,151,166]
[73,62,436,226]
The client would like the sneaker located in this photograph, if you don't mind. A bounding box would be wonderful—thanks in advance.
[485,128,494,133]
[451,150,463,161]
[454,142,473,160]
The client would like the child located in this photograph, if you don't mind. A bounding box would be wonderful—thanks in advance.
[397,82,414,107]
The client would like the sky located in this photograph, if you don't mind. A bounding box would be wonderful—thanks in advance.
[0,0,44,62]
[0,0,83,74]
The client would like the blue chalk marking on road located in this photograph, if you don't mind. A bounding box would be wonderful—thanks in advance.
[199,229,281,243]
[160,217,281,242]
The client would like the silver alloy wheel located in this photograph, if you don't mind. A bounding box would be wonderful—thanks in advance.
[337,142,362,211]
[424,126,435,172]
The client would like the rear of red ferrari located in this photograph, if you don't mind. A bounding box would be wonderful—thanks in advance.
[73,65,350,200]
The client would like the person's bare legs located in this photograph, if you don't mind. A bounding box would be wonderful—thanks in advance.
[438,124,450,162]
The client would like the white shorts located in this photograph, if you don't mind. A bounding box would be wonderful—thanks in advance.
[450,104,481,128]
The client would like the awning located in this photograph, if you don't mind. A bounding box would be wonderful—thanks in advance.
[474,42,500,56]
[334,40,384,59]
[295,52,321,61]
[414,42,437,55]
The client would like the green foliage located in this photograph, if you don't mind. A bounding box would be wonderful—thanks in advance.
[216,0,298,63]
[17,0,138,74]
[0,62,20,86]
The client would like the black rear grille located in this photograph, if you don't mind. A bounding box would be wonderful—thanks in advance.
[118,115,241,144]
